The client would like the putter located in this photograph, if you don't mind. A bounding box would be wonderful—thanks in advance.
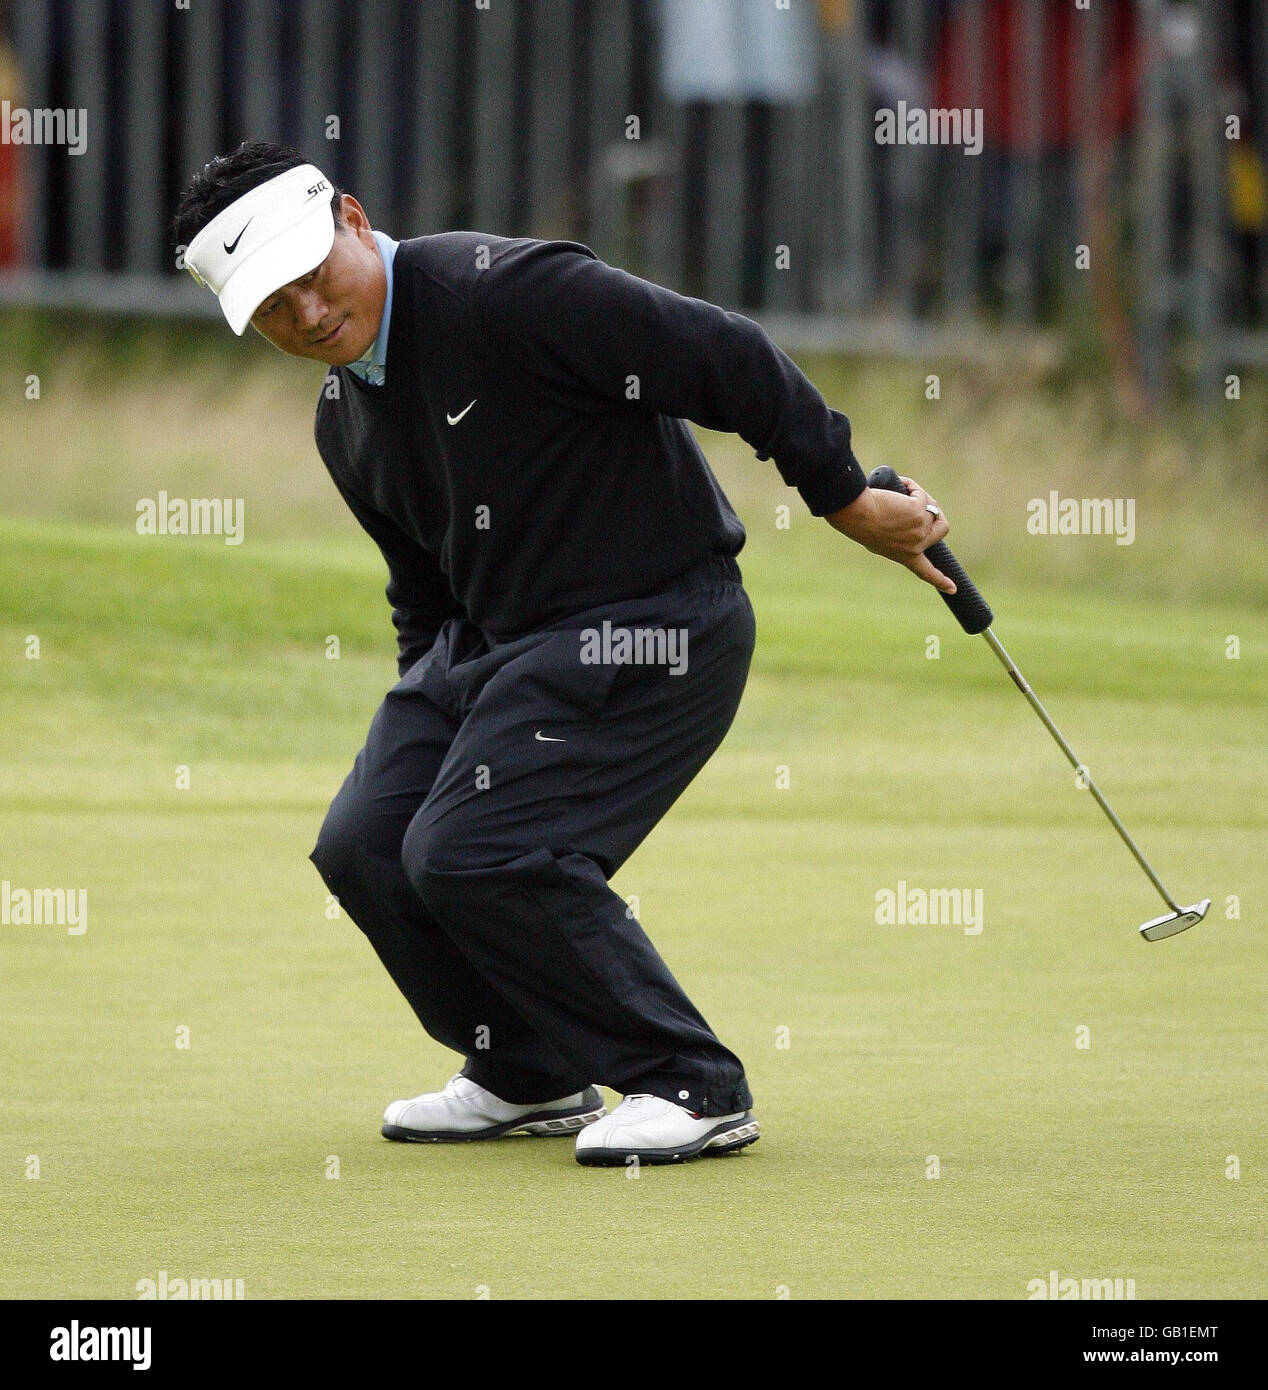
[868,466,1209,942]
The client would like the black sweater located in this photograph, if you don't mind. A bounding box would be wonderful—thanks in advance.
[314,233,867,675]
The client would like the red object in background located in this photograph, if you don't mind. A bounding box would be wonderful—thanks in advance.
[933,0,1138,151]
[0,140,18,266]
[0,38,21,265]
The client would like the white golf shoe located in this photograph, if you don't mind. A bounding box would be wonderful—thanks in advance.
[575,1093,759,1166]
[382,1074,605,1143]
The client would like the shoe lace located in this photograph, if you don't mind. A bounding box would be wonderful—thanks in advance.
[621,1093,700,1117]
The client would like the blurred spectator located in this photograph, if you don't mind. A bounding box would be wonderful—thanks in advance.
[658,0,819,306]
[934,0,1137,151]
[933,0,1138,312]
[659,0,818,105]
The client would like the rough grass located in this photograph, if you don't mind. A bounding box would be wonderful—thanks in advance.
[1,313,1265,605]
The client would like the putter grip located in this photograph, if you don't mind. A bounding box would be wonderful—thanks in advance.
[866,466,993,635]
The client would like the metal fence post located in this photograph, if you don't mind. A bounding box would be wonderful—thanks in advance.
[68,0,108,271]
[1188,0,1225,402]
[12,0,50,269]
[472,0,517,235]
[836,0,875,313]
[1135,0,1171,405]
[1004,0,1045,324]
[124,0,164,274]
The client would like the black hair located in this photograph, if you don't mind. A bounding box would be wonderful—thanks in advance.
[170,141,344,254]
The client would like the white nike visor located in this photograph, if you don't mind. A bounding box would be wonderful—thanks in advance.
[184,163,336,335]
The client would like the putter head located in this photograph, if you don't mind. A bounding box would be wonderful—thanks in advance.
[1139,898,1211,942]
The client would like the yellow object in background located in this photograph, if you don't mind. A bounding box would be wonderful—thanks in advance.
[817,0,851,34]
[1228,144,1267,232]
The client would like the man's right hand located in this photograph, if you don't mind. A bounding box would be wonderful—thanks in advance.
[824,475,956,595]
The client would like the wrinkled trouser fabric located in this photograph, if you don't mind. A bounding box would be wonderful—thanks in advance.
[310,553,755,1117]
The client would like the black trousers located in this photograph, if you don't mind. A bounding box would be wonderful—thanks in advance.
[309,553,756,1117]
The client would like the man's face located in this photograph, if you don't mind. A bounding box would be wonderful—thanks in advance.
[249,194,386,364]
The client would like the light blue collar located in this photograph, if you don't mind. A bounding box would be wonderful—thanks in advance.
[346,230,398,387]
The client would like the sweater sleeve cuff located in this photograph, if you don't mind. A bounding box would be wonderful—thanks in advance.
[797,451,869,517]
[396,627,443,678]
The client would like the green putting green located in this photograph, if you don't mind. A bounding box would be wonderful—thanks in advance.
[3,341,1266,1298]
[1,499,1262,1300]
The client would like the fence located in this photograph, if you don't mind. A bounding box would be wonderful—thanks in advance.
[1,0,1265,403]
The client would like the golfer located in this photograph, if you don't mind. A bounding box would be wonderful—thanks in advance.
[172,142,953,1166]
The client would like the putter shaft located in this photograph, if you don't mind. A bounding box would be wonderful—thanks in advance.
[981,627,1182,915]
